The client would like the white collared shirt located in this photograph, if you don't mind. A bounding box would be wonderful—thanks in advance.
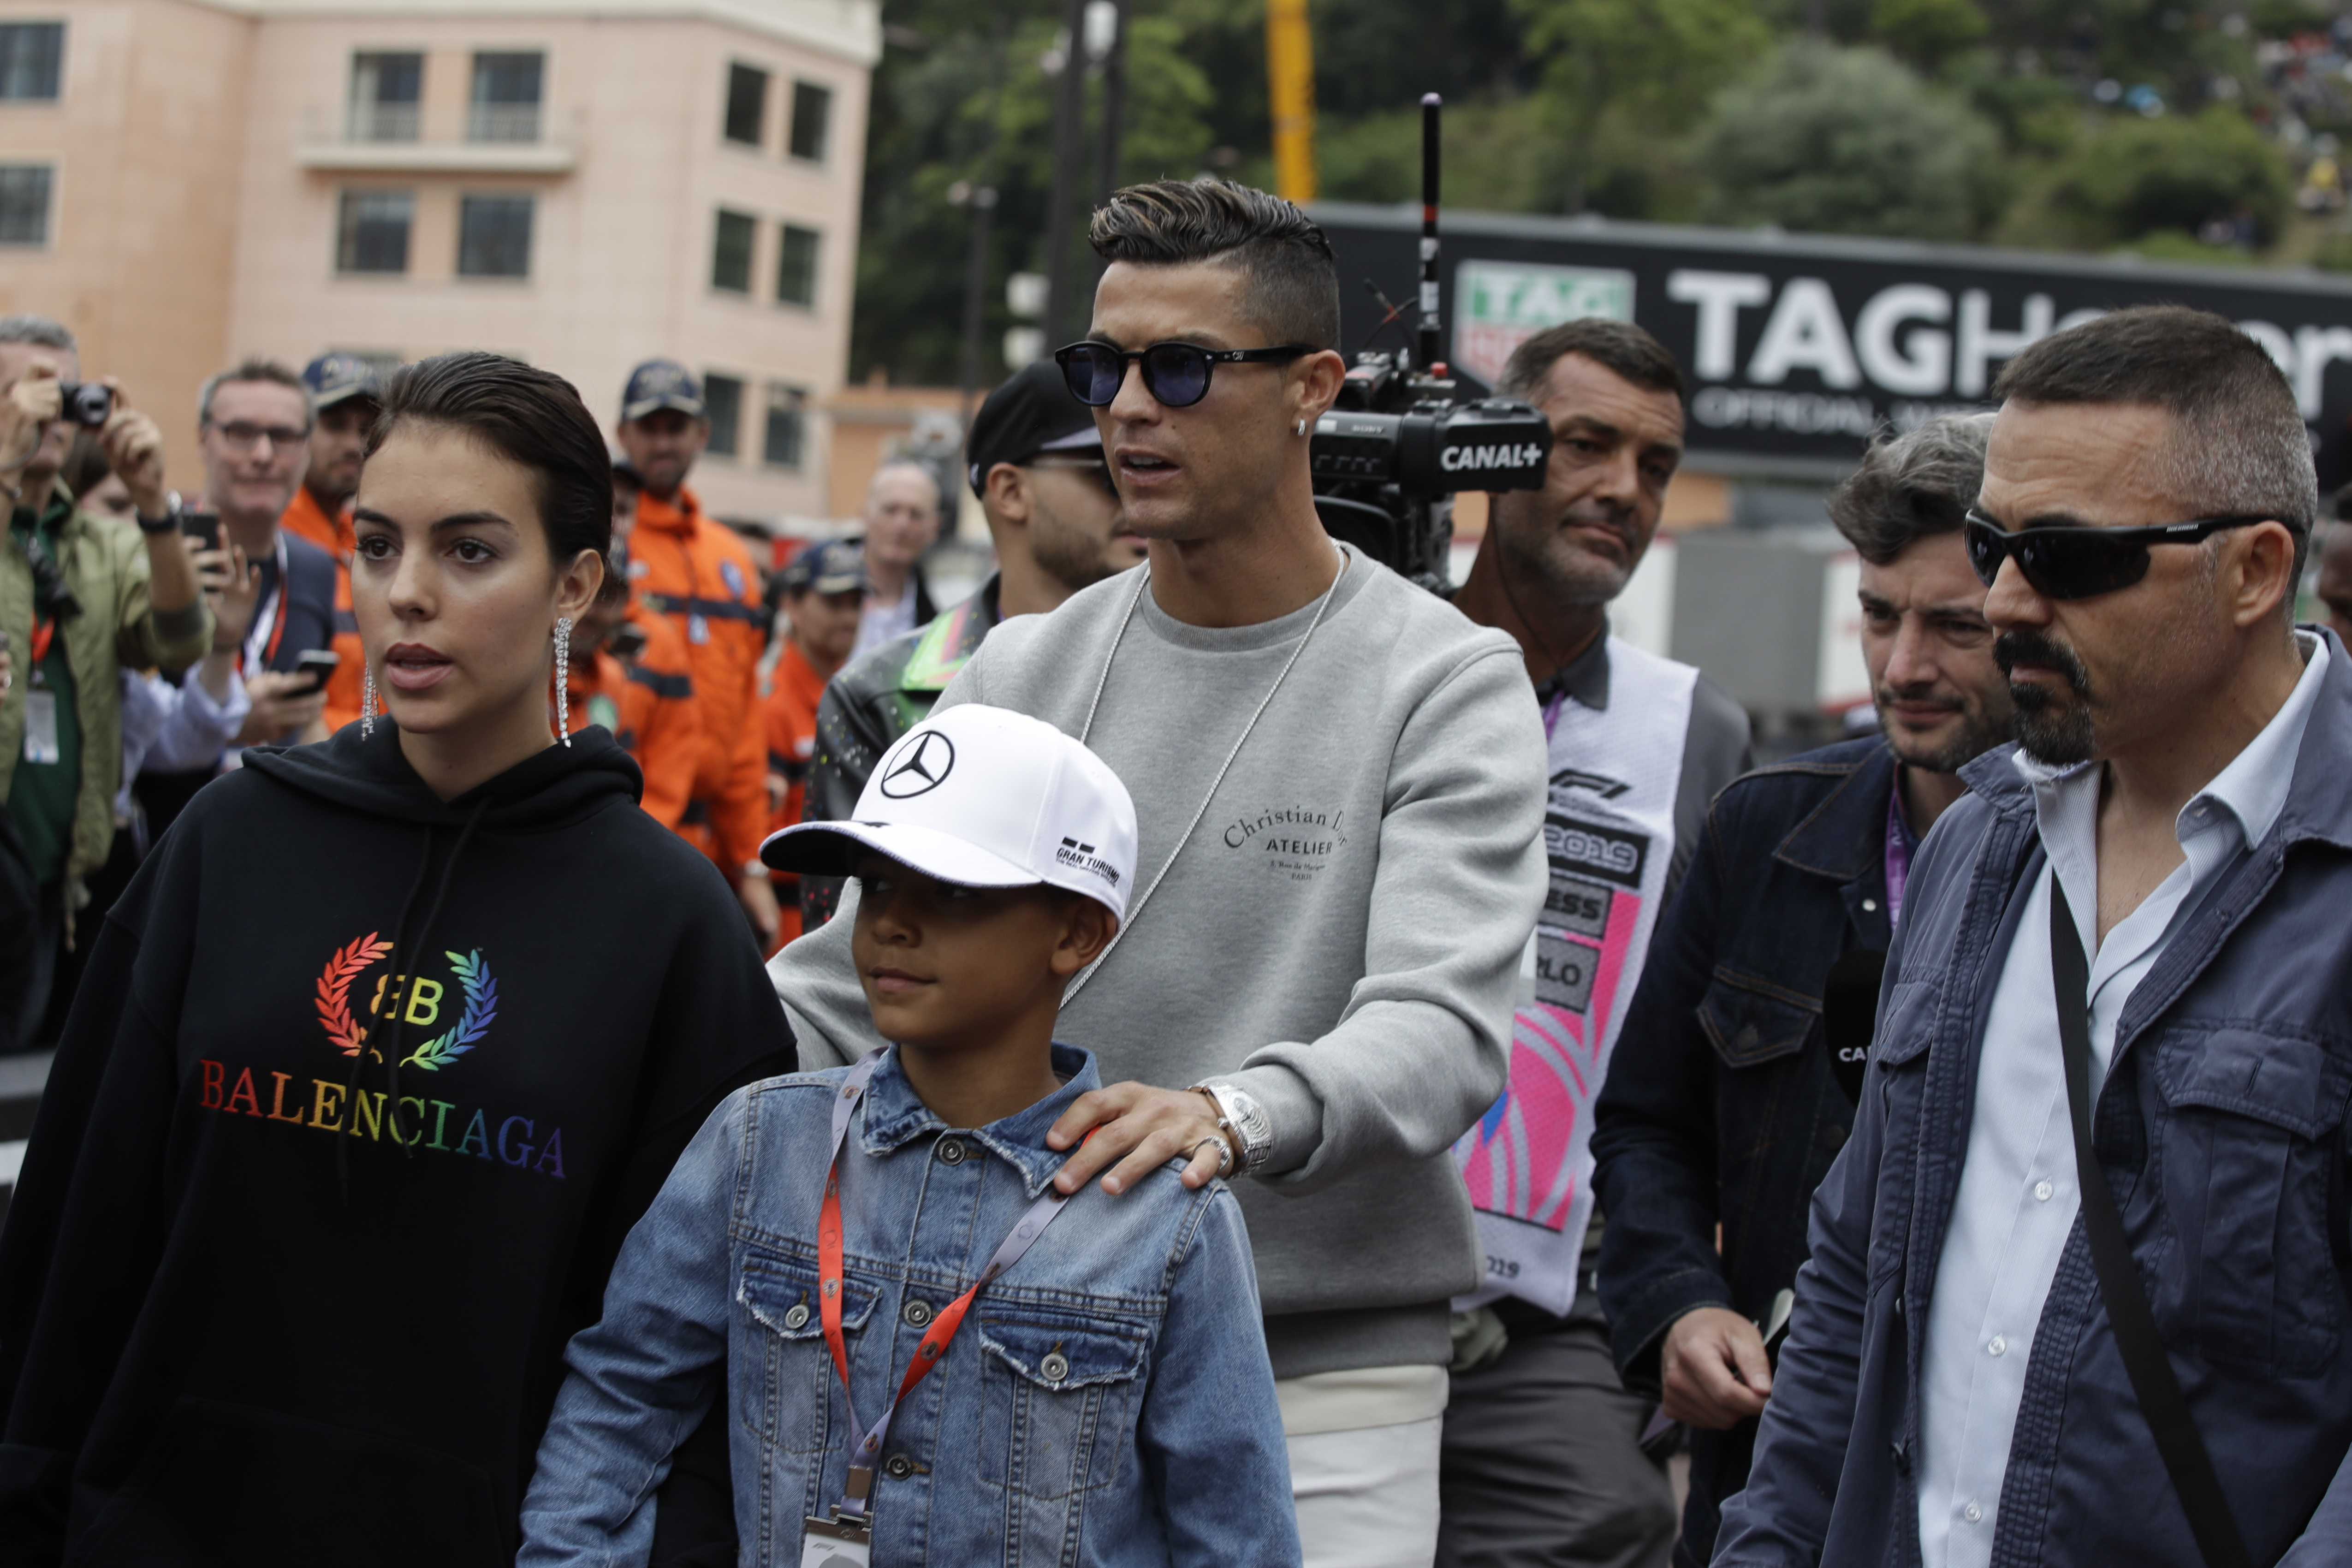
[1916,632,2328,1568]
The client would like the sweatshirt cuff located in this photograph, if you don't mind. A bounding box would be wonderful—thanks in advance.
[1224,1061,1321,1177]
[151,598,209,645]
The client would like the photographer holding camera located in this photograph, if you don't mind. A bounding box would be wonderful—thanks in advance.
[0,314,209,1051]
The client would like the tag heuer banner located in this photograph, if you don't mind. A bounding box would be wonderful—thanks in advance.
[1313,201,2352,489]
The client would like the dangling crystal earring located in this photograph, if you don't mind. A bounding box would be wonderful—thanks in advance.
[553,617,573,747]
[361,662,377,738]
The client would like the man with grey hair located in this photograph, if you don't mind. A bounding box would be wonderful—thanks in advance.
[1588,411,2011,1568]
[0,314,209,1048]
[1718,306,2352,1564]
[850,457,941,657]
[136,360,335,838]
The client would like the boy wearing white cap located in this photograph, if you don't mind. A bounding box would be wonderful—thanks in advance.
[520,705,1300,1568]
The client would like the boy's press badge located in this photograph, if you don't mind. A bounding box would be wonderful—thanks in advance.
[800,1511,872,1567]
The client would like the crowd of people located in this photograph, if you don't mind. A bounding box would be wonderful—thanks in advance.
[0,173,2344,1568]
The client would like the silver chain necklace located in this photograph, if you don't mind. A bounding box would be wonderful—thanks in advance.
[1063,550,1347,1004]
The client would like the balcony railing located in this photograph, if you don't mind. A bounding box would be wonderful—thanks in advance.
[467,102,540,144]
[347,101,421,143]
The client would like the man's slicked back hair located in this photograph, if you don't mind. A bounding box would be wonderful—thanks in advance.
[1496,318,1685,404]
[1087,178,1342,353]
[1991,305,2317,580]
[1829,412,1993,565]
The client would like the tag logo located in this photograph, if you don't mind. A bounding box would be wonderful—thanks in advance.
[721,559,746,598]
[879,730,956,798]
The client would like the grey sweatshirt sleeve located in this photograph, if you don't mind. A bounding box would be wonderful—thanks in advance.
[1226,641,1548,1194]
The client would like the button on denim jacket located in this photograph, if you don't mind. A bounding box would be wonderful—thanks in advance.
[520,1044,1301,1567]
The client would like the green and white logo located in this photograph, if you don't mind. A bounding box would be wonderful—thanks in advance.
[1454,261,1636,386]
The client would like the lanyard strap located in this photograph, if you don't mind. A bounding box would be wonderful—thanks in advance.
[817,1051,1079,1522]
[28,615,53,667]
[1883,776,1914,933]
[2048,879,2248,1568]
[241,534,291,676]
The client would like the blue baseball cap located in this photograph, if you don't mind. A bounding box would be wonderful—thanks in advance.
[621,359,704,422]
[302,351,382,412]
[782,538,866,597]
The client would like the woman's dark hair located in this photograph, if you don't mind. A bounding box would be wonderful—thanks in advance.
[368,351,613,574]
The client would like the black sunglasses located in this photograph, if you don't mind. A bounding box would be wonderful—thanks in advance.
[1054,340,1312,409]
[1962,509,2283,601]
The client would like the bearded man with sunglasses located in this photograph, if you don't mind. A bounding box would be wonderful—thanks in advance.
[1718,305,2352,1568]
[770,179,1548,1565]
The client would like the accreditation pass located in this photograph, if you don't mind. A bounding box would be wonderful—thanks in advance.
[800,1514,872,1568]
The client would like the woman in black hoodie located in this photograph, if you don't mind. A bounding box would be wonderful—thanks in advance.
[0,353,795,1566]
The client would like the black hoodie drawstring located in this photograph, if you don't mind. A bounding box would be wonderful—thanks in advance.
[336,798,492,1200]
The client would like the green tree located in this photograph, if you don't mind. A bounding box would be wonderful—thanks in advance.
[1511,0,1773,211]
[2042,106,2294,247]
[1693,41,2003,239]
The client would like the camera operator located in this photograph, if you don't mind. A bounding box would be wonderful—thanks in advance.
[796,359,1144,928]
[771,178,1548,1564]
[1588,413,2010,1568]
[1433,319,1750,1568]
[0,314,209,1051]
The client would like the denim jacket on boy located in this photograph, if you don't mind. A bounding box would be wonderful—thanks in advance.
[520,1044,1301,1568]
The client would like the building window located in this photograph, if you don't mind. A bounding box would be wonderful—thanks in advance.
[724,63,767,148]
[349,52,422,143]
[788,80,831,163]
[763,384,805,469]
[711,208,754,293]
[703,373,743,457]
[776,223,819,307]
[0,24,63,101]
[0,165,51,245]
[457,194,533,278]
[469,52,542,143]
[337,189,413,273]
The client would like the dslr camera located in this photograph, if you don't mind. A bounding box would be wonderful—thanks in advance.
[56,382,113,428]
[1307,95,1551,594]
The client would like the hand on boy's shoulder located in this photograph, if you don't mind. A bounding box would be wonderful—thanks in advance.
[1045,1080,1237,1199]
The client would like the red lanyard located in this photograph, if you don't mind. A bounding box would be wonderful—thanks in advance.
[28,616,53,666]
[238,536,291,676]
[816,1051,1082,1526]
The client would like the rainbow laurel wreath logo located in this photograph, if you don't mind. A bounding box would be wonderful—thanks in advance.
[314,933,499,1070]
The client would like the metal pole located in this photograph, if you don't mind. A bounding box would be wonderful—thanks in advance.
[1418,93,1441,375]
[1041,0,1090,349]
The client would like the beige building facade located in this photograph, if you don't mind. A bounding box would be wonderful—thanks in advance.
[0,0,876,526]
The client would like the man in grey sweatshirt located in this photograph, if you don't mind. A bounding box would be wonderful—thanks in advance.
[767,179,1548,1565]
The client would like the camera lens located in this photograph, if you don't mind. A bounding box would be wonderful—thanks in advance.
[66,383,113,428]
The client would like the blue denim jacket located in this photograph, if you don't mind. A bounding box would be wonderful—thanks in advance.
[1716,635,2352,1568]
[519,1044,1300,1568]
[1591,737,1892,1565]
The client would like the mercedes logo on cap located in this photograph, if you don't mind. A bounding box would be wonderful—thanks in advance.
[879,730,956,798]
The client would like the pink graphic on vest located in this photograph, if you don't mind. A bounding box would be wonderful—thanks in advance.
[1459,891,1644,1230]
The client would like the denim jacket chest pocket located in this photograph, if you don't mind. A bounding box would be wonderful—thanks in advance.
[973,1296,1154,1502]
[736,1247,880,1455]
[2146,1026,2352,1378]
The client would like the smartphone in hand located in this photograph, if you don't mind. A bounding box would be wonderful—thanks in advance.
[291,648,340,695]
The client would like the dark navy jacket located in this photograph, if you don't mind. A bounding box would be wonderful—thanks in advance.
[1716,636,2352,1568]
[1592,738,1894,1566]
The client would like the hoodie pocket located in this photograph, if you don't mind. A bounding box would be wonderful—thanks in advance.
[738,1248,879,1454]
[83,1396,503,1568]
[974,1301,1151,1502]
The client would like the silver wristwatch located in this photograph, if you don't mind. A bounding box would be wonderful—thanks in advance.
[1189,1080,1273,1174]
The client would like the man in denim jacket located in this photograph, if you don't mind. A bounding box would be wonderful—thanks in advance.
[522,706,1296,1567]
[1717,307,2352,1566]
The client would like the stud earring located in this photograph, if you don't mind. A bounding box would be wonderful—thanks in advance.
[553,617,574,747]
[360,662,376,739]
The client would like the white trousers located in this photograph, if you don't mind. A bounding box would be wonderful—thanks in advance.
[1281,1366,1447,1568]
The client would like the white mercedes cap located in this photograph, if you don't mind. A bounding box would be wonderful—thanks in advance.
[760,703,1137,921]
